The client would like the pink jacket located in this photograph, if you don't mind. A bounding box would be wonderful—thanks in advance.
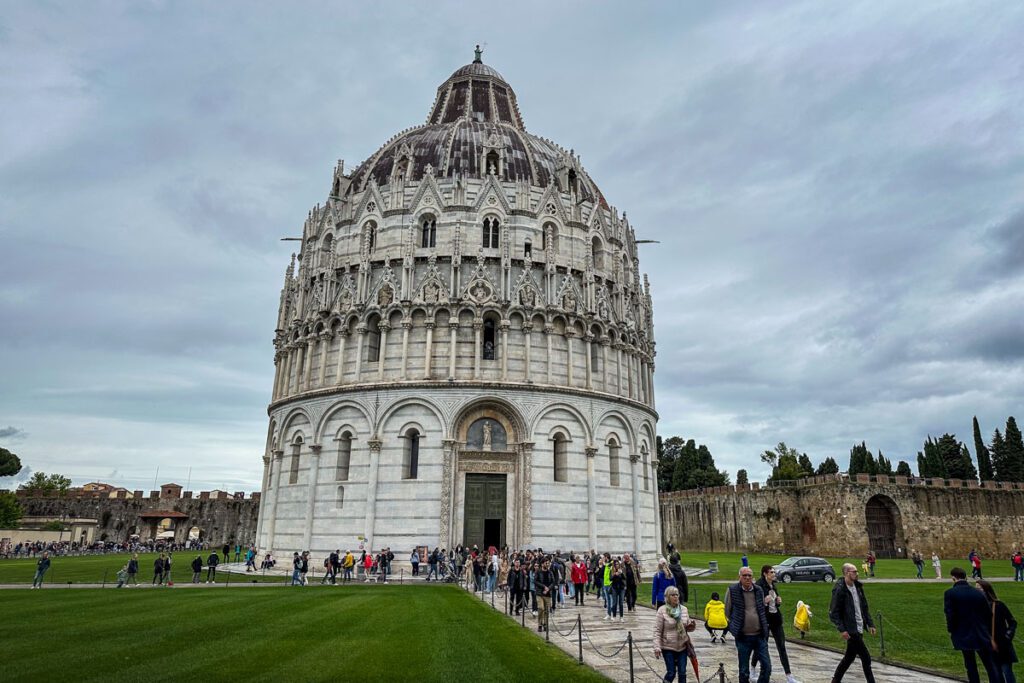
[652,605,691,653]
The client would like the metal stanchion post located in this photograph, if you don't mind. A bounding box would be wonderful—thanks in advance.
[577,614,583,664]
[546,611,550,642]
[717,662,726,683]
[627,631,634,682]
[693,587,698,613]
[878,611,885,657]
[522,605,526,628]
[102,569,108,588]
[401,568,404,584]
[226,567,231,587]
[492,588,495,609]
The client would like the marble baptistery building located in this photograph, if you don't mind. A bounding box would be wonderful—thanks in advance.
[257,50,661,561]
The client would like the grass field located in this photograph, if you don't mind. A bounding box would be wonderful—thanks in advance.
[634,577,1024,677]
[0,585,604,683]
[0,552,288,585]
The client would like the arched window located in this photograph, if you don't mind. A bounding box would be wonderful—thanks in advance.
[336,431,352,481]
[403,429,420,480]
[482,216,500,249]
[591,236,603,270]
[421,216,436,248]
[482,317,496,360]
[289,437,303,484]
[553,433,568,483]
[337,485,345,509]
[366,316,381,363]
[524,240,532,258]
[608,439,621,487]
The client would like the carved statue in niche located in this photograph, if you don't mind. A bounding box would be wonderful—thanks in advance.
[482,421,492,451]
[519,286,536,308]
[597,293,610,320]
[472,282,491,303]
[377,285,394,307]
[562,291,577,312]
[423,281,440,304]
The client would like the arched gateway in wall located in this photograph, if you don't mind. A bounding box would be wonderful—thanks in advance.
[256,51,661,561]
[865,494,906,558]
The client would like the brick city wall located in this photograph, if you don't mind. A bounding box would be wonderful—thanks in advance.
[660,475,1024,558]
[5,488,260,546]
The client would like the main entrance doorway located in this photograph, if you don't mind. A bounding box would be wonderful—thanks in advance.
[463,473,506,549]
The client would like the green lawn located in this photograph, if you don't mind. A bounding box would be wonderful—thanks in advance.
[671,550,1018,580]
[0,585,604,682]
[634,578,1024,677]
[0,553,286,585]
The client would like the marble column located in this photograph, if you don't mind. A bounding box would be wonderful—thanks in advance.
[377,323,390,380]
[616,344,624,397]
[472,320,482,379]
[630,453,642,555]
[303,445,321,550]
[565,330,575,386]
[400,319,412,377]
[354,325,366,382]
[544,325,554,384]
[601,339,611,393]
[448,321,458,379]
[651,457,663,553]
[519,442,534,547]
[364,438,382,550]
[500,320,510,380]
[584,334,593,390]
[439,439,457,548]
[334,331,348,385]
[301,340,313,390]
[265,450,284,552]
[523,322,533,383]
[423,322,434,379]
[585,446,598,550]
[317,334,330,387]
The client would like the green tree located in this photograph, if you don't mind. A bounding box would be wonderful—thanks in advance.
[973,416,994,481]
[761,442,812,482]
[669,438,729,491]
[930,434,977,480]
[0,447,22,477]
[848,442,878,476]
[736,469,749,486]
[1001,416,1024,482]
[0,491,22,528]
[876,452,894,476]
[991,429,1008,481]
[18,472,72,496]
[815,457,840,475]
[917,436,948,479]
[895,460,913,477]
[657,435,681,492]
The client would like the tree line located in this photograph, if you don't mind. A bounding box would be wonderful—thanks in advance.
[657,414,1024,493]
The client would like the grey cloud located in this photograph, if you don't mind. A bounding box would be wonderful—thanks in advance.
[0,427,28,441]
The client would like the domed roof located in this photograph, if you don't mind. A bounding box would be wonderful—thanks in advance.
[344,49,608,209]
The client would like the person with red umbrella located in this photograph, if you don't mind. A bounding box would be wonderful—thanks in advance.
[653,585,697,681]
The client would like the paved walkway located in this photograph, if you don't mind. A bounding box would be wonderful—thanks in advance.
[461,583,962,683]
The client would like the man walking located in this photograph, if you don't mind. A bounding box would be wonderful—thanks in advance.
[1011,550,1023,582]
[31,551,51,589]
[534,557,555,633]
[206,549,219,583]
[944,567,1000,683]
[912,549,924,579]
[828,563,876,683]
[724,567,771,683]
[191,555,203,583]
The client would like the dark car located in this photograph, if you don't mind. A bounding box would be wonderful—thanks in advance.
[773,556,835,583]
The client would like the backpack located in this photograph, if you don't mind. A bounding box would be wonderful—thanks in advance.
[324,558,330,569]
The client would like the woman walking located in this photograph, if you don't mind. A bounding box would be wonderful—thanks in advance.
[754,565,801,683]
[624,554,641,613]
[653,585,693,682]
[932,552,942,579]
[978,580,1018,683]
[605,559,626,622]
[652,558,676,609]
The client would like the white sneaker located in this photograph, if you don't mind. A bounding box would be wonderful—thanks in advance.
[602,615,610,621]
[619,616,624,622]
[787,676,801,683]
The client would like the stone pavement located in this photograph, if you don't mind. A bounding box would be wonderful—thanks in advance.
[462,583,961,683]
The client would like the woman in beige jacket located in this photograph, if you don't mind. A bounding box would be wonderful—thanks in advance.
[653,585,692,682]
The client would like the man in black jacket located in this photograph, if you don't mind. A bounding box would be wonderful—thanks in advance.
[191,555,203,583]
[666,543,689,603]
[944,567,999,683]
[828,563,876,683]
[206,550,219,583]
[508,559,528,615]
[534,558,555,633]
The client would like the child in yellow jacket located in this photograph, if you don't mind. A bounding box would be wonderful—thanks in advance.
[703,592,728,642]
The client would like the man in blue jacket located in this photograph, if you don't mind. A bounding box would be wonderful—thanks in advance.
[944,567,1000,683]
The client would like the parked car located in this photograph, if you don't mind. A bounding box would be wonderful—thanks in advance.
[773,556,836,583]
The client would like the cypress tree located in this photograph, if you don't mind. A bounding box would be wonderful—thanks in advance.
[991,429,1008,481]
[918,436,948,479]
[895,460,913,477]
[816,457,840,475]
[798,453,814,476]
[876,452,894,476]
[736,469,749,486]
[848,443,866,475]
[973,417,994,481]
[1004,417,1024,482]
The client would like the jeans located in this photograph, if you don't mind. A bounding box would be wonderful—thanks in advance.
[832,632,875,683]
[207,567,217,582]
[1000,662,1017,683]
[607,587,624,617]
[735,634,771,683]
[960,648,1000,683]
[915,561,924,578]
[291,569,302,585]
[1015,566,1023,582]
[662,647,687,682]
[487,573,497,593]
[344,567,352,582]
[32,568,48,588]
[426,563,438,581]
[411,563,418,576]
[192,571,201,583]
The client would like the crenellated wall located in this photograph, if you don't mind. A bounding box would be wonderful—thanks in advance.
[660,475,1024,558]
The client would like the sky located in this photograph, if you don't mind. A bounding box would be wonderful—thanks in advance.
[1,1,1022,492]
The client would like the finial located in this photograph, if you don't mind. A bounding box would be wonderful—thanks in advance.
[474,45,483,64]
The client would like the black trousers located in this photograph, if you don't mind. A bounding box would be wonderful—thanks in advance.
[625,584,637,611]
[960,648,1000,683]
[832,633,875,683]
[574,583,585,605]
[510,588,524,613]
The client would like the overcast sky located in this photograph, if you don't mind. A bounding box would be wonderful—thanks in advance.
[2,1,1022,492]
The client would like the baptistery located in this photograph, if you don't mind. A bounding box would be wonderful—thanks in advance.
[257,49,661,561]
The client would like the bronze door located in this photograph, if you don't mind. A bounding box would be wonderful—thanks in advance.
[463,473,506,549]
